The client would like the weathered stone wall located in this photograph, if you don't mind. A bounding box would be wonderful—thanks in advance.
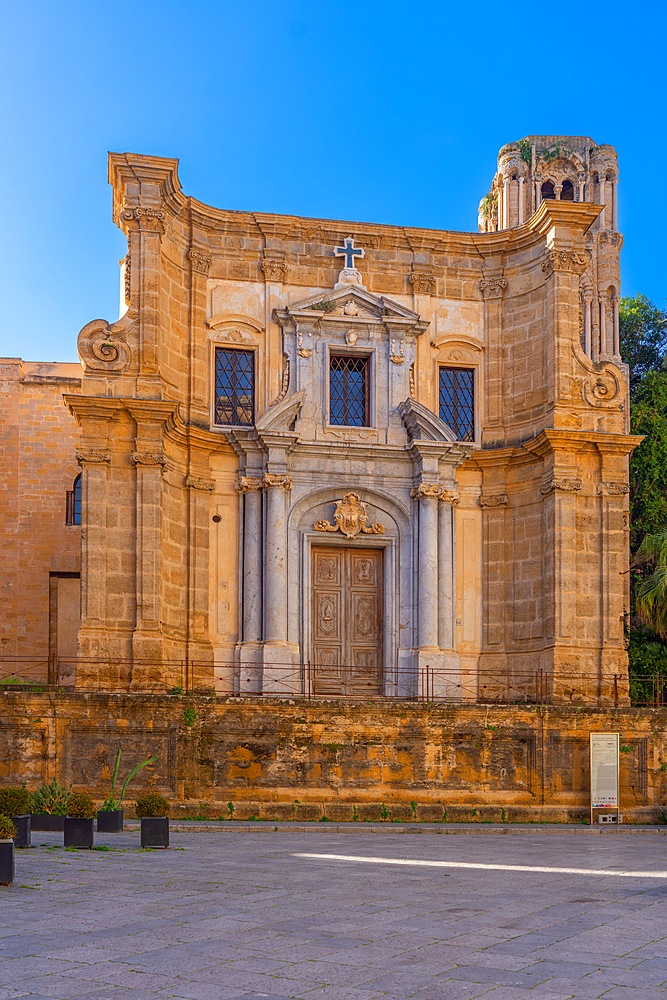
[2,691,666,823]
[0,361,82,678]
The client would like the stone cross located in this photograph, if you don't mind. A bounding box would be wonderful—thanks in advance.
[334,237,364,269]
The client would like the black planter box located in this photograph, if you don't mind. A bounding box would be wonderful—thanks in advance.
[0,841,14,885]
[10,815,30,848]
[140,816,169,848]
[64,817,94,849]
[97,809,124,833]
[31,814,65,832]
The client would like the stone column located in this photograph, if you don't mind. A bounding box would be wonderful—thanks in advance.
[239,477,263,643]
[479,275,508,447]
[119,206,165,398]
[237,476,263,692]
[611,179,618,230]
[437,491,459,650]
[583,291,593,356]
[75,447,112,688]
[411,482,441,697]
[185,472,216,692]
[613,295,620,359]
[503,178,510,229]
[262,473,295,691]
[578,175,585,202]
[517,177,524,224]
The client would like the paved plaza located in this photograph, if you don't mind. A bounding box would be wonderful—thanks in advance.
[1,826,667,999]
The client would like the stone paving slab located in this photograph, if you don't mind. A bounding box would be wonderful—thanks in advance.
[0,829,666,998]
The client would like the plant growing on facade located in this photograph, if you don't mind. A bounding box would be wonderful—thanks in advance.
[100,749,158,812]
[517,139,531,164]
[30,778,72,816]
[134,792,170,818]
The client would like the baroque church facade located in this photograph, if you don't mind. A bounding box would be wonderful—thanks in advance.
[2,136,639,704]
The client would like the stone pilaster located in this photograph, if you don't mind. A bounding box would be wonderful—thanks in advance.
[120,207,165,398]
[479,276,507,447]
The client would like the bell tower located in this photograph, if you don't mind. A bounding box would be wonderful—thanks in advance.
[479,136,622,363]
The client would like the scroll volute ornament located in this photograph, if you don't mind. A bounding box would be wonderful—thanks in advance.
[314,492,385,539]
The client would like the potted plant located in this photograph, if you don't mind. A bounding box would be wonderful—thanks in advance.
[135,792,170,848]
[98,749,157,833]
[30,778,72,831]
[0,787,31,848]
[0,815,16,885]
[64,792,96,849]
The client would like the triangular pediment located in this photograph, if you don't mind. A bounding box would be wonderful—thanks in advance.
[275,285,428,334]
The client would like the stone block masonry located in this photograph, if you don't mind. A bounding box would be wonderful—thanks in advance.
[2,691,666,824]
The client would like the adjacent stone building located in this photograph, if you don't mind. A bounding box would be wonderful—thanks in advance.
[1,136,640,704]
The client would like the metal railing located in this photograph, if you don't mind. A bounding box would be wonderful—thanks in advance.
[1,657,664,707]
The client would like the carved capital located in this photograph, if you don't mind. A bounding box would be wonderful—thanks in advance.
[76,449,111,466]
[261,257,288,282]
[121,206,165,233]
[132,452,166,467]
[479,277,507,298]
[540,477,582,495]
[541,248,590,276]
[479,493,508,508]
[440,490,460,506]
[410,483,443,500]
[188,248,212,275]
[409,271,436,294]
[263,473,292,491]
[185,475,215,491]
[598,481,630,497]
[237,476,264,493]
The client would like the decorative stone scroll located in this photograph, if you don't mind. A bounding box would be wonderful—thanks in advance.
[263,474,292,490]
[132,452,166,467]
[185,475,215,491]
[598,482,630,497]
[77,318,131,373]
[479,493,509,508]
[479,277,507,298]
[582,372,620,408]
[541,249,589,276]
[272,353,290,405]
[188,248,212,275]
[76,449,111,465]
[237,476,263,493]
[539,477,582,495]
[314,492,385,540]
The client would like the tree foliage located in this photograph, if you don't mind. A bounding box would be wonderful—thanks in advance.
[621,294,667,685]
[629,370,667,548]
[619,293,667,393]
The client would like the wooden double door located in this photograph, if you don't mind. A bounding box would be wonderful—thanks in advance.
[311,546,383,696]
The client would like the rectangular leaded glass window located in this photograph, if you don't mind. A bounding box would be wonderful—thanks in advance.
[439,367,475,441]
[214,348,255,426]
[329,354,369,426]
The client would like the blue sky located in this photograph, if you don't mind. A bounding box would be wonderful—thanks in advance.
[0,0,664,362]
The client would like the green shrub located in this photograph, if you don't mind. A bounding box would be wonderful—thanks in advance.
[67,792,96,820]
[0,815,17,840]
[134,792,170,818]
[0,786,31,816]
[31,778,72,816]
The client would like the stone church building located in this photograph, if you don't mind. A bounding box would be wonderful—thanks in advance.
[1,136,639,705]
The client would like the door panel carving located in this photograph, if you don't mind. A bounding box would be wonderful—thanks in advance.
[311,546,382,696]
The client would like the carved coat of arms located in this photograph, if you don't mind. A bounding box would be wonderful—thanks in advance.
[314,492,385,540]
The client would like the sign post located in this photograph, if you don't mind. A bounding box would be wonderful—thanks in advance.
[589,732,620,825]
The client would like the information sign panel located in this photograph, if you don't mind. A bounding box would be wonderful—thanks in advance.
[590,732,619,823]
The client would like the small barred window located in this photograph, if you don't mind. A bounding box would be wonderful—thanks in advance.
[439,367,475,442]
[214,348,255,426]
[329,354,369,427]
